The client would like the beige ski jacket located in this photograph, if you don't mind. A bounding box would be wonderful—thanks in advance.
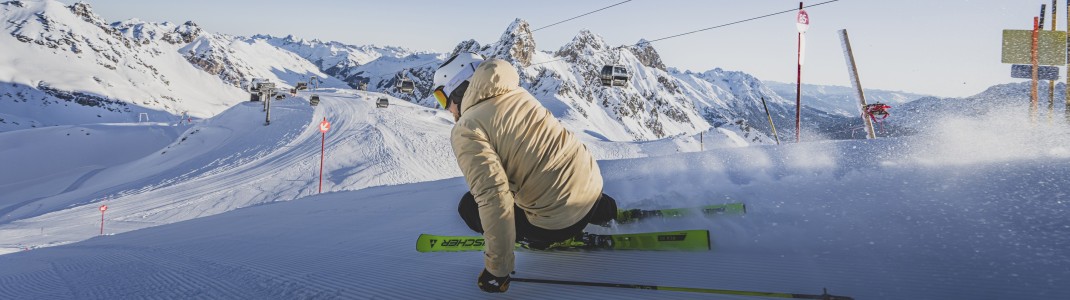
[451,59,603,277]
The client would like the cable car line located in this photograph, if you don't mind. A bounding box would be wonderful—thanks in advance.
[528,0,840,67]
[336,0,842,92]
[642,0,839,44]
[532,0,633,32]
[327,0,633,92]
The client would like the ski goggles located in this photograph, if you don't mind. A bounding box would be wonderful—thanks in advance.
[433,87,450,109]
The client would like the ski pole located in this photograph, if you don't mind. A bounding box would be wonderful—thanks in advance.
[511,277,854,300]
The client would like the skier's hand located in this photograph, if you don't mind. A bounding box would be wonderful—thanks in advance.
[477,268,510,293]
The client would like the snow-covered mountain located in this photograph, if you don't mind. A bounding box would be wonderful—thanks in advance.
[2,3,858,142]
[251,34,439,100]
[441,19,862,142]
[0,1,249,131]
[0,0,359,132]
[176,31,350,91]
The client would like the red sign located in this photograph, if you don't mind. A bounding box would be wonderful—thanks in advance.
[796,9,810,33]
[319,119,331,133]
[100,205,108,212]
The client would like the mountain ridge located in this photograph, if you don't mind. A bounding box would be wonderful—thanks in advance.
[3,0,1001,142]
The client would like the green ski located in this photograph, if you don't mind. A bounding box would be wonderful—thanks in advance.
[416,230,710,253]
[616,202,746,224]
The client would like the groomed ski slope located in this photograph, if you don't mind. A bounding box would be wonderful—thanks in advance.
[0,89,738,253]
[0,90,464,251]
[0,92,1068,299]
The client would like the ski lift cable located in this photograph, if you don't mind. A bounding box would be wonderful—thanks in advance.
[379,0,630,80]
[532,0,633,32]
[347,1,840,90]
[358,1,632,82]
[528,0,841,67]
[643,0,838,44]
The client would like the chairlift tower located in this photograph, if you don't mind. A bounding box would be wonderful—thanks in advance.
[259,82,276,125]
[309,76,320,91]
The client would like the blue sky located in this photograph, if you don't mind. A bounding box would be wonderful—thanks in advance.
[81,0,1043,98]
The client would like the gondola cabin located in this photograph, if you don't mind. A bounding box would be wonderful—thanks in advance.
[600,64,630,87]
[397,77,415,94]
[310,94,320,106]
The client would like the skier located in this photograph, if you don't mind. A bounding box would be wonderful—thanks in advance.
[432,53,619,293]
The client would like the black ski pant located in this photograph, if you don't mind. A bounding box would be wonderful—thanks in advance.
[457,192,618,244]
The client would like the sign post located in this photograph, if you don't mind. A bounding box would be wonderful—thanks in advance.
[319,117,330,194]
[1001,23,1066,124]
[99,204,107,235]
[795,2,809,143]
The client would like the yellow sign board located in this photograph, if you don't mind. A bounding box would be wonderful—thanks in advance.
[1002,30,1067,65]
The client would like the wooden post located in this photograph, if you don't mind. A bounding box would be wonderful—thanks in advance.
[761,96,781,145]
[1050,1,1057,124]
[1032,17,1040,124]
[838,29,876,139]
[1066,1,1070,124]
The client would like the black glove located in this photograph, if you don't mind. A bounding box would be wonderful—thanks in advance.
[477,268,510,293]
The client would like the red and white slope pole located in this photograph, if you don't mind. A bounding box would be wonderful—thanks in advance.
[795,2,809,143]
[319,117,331,194]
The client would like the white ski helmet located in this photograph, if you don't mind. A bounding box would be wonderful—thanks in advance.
[432,52,485,109]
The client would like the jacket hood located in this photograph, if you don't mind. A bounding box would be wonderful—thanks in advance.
[460,59,520,114]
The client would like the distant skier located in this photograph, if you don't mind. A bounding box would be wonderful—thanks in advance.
[433,53,619,293]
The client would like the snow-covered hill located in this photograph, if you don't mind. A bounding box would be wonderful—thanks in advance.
[1,99,1067,299]
[891,81,1068,136]
[765,81,931,117]
[0,87,752,253]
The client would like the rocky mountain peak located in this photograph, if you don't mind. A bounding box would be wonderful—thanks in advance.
[482,18,535,67]
[68,2,105,26]
[630,39,665,71]
[555,29,611,64]
[162,20,201,44]
[449,39,481,58]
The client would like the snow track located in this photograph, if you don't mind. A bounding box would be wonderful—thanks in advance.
[0,90,459,253]
[2,143,1068,298]
[2,90,1068,298]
